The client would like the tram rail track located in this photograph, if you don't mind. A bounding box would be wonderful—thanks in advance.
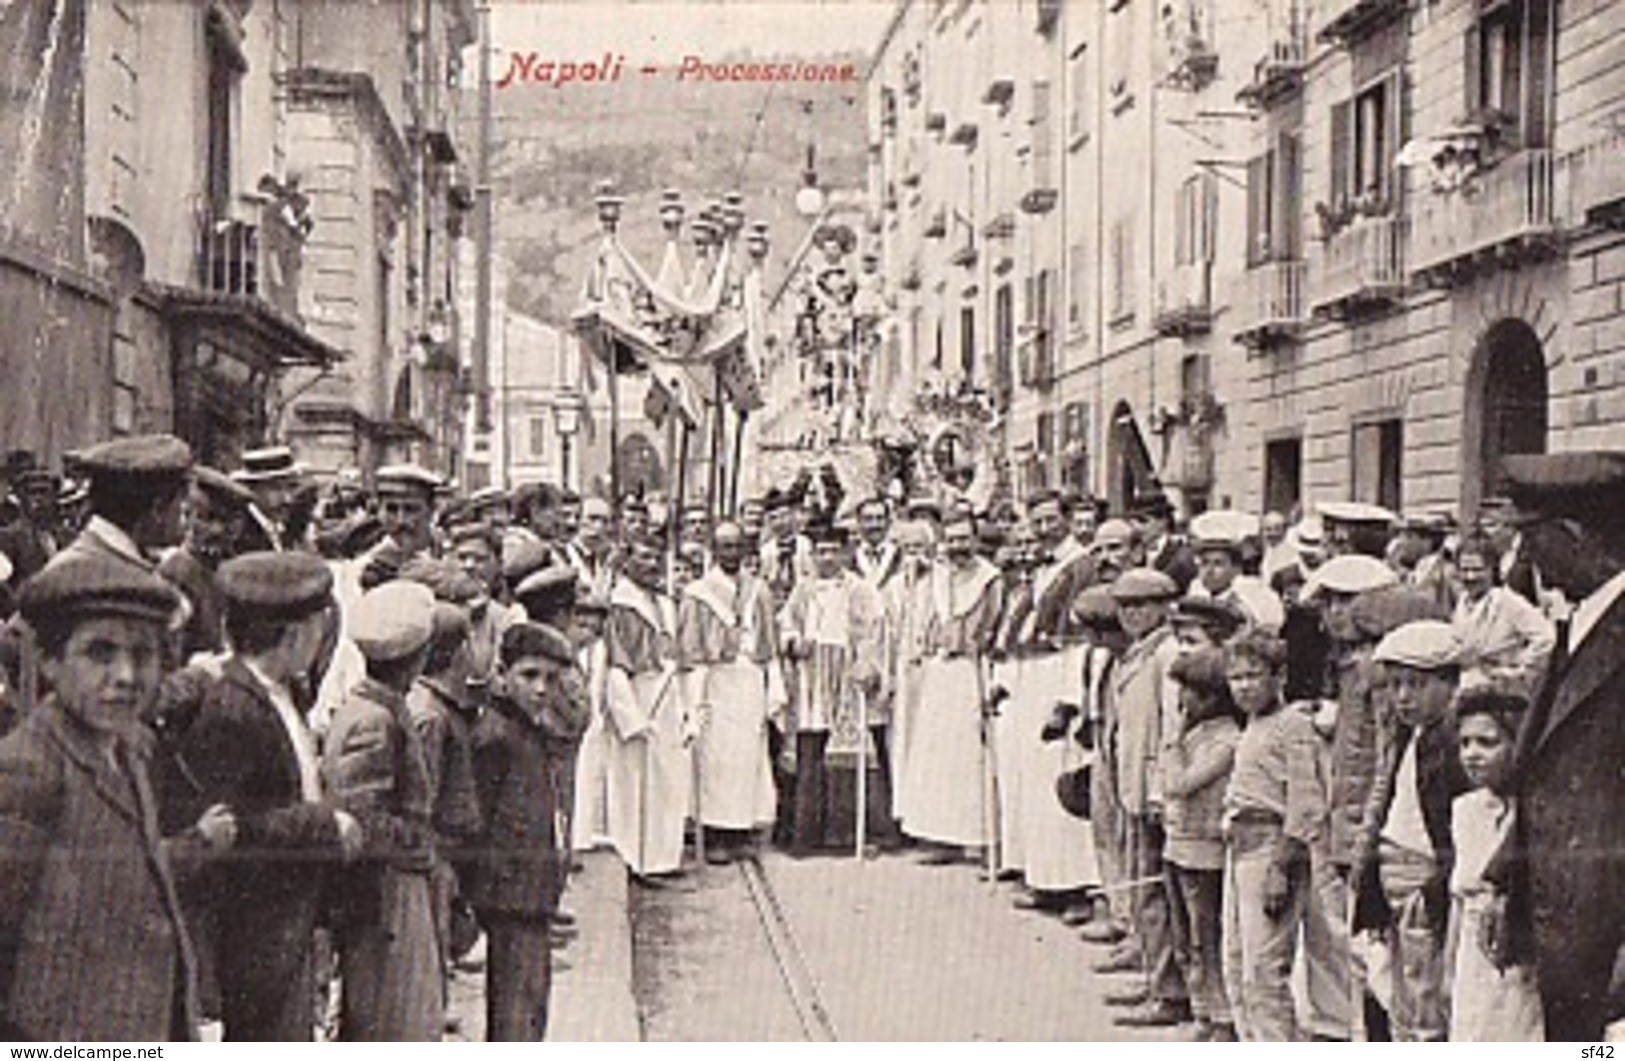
[737,854,839,1042]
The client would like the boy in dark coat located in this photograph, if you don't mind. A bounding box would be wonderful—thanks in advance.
[466,621,579,1040]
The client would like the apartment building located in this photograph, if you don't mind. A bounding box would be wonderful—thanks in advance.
[868,0,1625,519]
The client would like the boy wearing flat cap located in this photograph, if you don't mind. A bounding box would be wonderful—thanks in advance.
[159,551,363,1041]
[1102,568,1191,1028]
[323,580,442,1041]
[1354,620,1471,1041]
[466,621,579,1040]
[0,555,235,1041]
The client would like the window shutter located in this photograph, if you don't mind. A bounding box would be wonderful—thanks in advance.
[1277,131,1301,257]
[1382,72,1405,205]
[1200,169,1218,264]
[1329,99,1352,211]
[1526,0,1552,148]
[1246,153,1269,266]
[1464,21,1482,115]
[1174,180,1190,266]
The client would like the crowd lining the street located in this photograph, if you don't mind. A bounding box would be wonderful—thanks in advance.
[0,438,1620,1043]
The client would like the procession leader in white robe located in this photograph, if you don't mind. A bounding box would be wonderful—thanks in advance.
[677,523,785,835]
[902,512,1005,848]
[601,537,688,877]
[1011,493,1101,896]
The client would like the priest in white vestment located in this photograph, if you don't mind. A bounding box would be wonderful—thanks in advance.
[902,511,1004,858]
[601,537,688,878]
[677,522,786,863]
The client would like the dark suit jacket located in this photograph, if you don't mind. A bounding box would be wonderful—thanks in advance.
[1151,536,1199,595]
[0,704,197,1041]
[1488,592,1625,1039]
[161,659,345,1040]
[158,549,226,658]
[465,696,564,920]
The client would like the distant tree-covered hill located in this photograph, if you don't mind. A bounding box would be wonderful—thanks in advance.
[476,47,872,325]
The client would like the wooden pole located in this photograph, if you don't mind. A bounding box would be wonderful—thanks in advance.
[608,346,621,507]
[730,408,748,515]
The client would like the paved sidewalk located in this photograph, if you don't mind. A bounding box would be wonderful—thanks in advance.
[447,849,641,1042]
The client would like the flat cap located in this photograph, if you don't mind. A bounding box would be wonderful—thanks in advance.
[194,466,258,510]
[515,565,578,619]
[1109,567,1179,603]
[79,434,192,480]
[1094,518,1137,547]
[374,463,443,494]
[398,555,482,604]
[1304,554,1399,598]
[500,620,576,667]
[350,580,436,661]
[1171,595,1248,635]
[501,530,552,585]
[1229,580,1286,634]
[1399,510,1455,536]
[233,445,301,484]
[468,485,508,510]
[19,553,182,630]
[1318,500,1397,526]
[1349,585,1448,642]
[1500,451,1625,529]
[1072,585,1121,628]
[217,551,334,622]
[1190,509,1260,551]
[1372,620,1461,671]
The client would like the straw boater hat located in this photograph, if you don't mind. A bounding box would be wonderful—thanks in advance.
[232,445,304,485]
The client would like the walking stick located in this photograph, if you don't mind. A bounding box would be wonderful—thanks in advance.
[974,651,999,889]
[855,684,867,861]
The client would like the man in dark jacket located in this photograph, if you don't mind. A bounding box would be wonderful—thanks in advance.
[1484,452,1625,1041]
[158,551,364,1040]
[467,621,580,1041]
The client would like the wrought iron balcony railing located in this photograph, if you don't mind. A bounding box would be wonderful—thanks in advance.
[1409,148,1558,286]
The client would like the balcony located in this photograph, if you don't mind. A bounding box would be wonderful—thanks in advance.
[1237,22,1307,109]
[949,121,979,148]
[1317,0,1408,47]
[982,212,1016,240]
[924,208,948,239]
[1234,259,1307,348]
[949,240,979,269]
[197,201,304,322]
[1312,214,1405,318]
[982,76,1015,108]
[1409,148,1560,286]
[1566,124,1625,230]
[1153,261,1214,337]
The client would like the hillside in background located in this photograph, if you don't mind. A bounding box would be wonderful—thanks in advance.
[481,47,872,325]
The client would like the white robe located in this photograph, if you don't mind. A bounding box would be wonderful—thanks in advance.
[901,560,999,848]
[571,638,611,851]
[681,573,784,829]
[601,583,688,876]
[1017,643,1100,892]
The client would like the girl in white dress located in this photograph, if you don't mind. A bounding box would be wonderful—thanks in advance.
[1447,687,1544,1041]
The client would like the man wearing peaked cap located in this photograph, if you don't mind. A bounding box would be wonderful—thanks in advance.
[1304,553,1398,601]
[51,433,193,575]
[1356,618,1469,1042]
[157,550,363,1041]
[1171,595,1248,647]
[322,576,442,1040]
[160,466,258,657]
[374,464,442,561]
[1479,450,1625,1041]
[515,565,578,626]
[1318,500,1396,560]
[1,553,215,1041]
